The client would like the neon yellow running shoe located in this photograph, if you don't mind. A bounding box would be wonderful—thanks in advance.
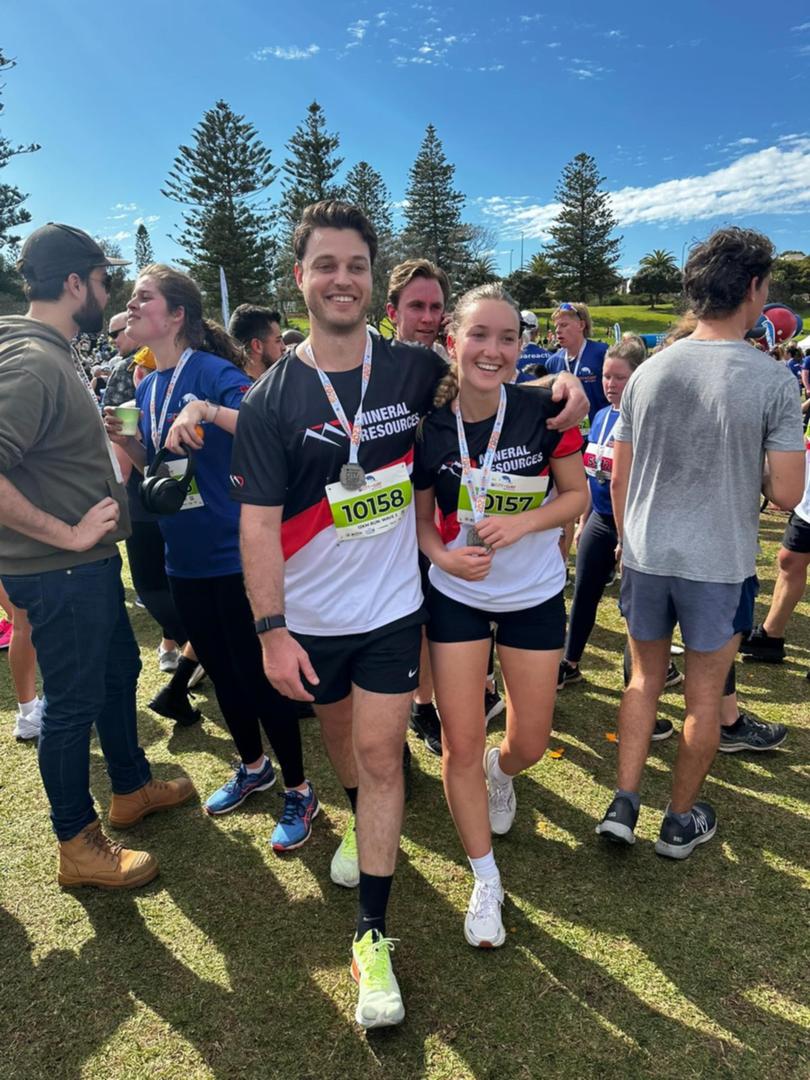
[351,930,405,1029]
[330,814,359,888]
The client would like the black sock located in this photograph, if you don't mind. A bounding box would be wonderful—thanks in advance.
[168,655,197,694]
[344,786,358,813]
[357,872,392,939]
[724,714,745,734]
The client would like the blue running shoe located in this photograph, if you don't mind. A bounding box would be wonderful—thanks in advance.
[271,783,320,852]
[204,759,276,816]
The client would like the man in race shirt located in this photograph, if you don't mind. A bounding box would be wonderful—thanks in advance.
[544,302,608,429]
[231,201,587,1029]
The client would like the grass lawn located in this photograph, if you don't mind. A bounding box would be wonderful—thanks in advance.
[1,513,809,1080]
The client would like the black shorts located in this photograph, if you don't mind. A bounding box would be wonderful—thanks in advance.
[292,610,423,705]
[426,586,565,651]
[782,512,810,554]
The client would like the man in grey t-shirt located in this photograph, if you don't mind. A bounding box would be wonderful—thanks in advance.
[596,226,804,859]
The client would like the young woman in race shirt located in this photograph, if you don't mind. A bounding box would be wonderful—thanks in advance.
[105,265,317,851]
[413,283,588,949]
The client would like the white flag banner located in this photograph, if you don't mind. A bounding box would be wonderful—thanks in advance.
[219,266,230,327]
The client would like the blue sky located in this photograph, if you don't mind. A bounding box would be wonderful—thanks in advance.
[3,0,809,282]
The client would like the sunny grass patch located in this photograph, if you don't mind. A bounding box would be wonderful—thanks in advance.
[0,514,808,1079]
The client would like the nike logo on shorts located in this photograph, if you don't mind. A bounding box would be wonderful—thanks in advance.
[408,667,418,678]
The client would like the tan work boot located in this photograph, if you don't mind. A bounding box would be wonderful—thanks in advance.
[108,776,196,828]
[58,821,159,889]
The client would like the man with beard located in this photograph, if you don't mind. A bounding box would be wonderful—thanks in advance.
[228,304,285,380]
[0,224,194,889]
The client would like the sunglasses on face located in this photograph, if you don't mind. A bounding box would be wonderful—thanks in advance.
[109,328,124,339]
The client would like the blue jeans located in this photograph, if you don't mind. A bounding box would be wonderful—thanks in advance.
[2,555,150,840]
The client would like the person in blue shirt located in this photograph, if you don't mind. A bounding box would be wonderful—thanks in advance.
[786,345,803,392]
[105,264,319,851]
[515,309,552,383]
[543,302,609,430]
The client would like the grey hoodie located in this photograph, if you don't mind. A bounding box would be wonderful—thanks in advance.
[0,315,131,574]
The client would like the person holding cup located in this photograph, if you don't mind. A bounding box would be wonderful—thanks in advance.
[105,264,319,851]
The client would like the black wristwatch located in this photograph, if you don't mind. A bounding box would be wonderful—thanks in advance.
[254,614,287,635]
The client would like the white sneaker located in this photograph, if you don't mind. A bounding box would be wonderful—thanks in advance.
[464,877,506,948]
[484,746,516,835]
[14,698,43,741]
[330,814,359,888]
[158,646,181,672]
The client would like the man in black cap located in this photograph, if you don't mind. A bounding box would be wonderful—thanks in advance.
[0,223,195,889]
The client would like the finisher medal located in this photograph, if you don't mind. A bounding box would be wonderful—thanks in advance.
[595,469,607,483]
[340,462,366,491]
[467,525,491,551]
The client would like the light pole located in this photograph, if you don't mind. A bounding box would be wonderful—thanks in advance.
[508,249,514,274]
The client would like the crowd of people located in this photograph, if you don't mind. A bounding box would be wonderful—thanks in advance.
[0,210,806,1031]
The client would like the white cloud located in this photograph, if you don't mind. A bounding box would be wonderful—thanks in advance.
[728,137,758,147]
[109,213,128,220]
[547,41,561,48]
[480,138,810,239]
[478,64,505,72]
[604,29,624,38]
[108,231,131,242]
[791,21,810,30]
[133,215,159,227]
[113,202,137,211]
[520,13,542,21]
[253,44,319,61]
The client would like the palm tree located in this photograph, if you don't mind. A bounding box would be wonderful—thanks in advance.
[632,249,681,309]
[639,249,679,273]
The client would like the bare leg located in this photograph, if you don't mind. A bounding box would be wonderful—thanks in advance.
[497,644,561,776]
[7,602,37,704]
[671,635,741,812]
[431,639,491,858]
[762,548,810,637]
[413,631,434,705]
[616,636,671,792]
[352,687,411,875]
[315,694,357,789]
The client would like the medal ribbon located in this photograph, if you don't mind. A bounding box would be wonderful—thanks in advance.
[564,341,586,377]
[305,330,373,467]
[594,407,619,473]
[455,384,508,524]
[149,348,194,452]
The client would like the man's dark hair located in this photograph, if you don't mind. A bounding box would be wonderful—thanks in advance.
[228,304,282,347]
[683,227,775,318]
[22,267,92,303]
[293,200,378,265]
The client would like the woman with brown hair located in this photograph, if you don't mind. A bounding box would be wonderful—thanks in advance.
[105,265,319,850]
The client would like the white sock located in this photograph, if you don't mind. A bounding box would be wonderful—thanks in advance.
[17,697,39,717]
[489,749,513,786]
[245,756,268,775]
[469,850,500,883]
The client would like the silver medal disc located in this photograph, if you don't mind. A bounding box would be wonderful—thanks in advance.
[595,469,607,483]
[467,525,491,550]
[340,462,366,490]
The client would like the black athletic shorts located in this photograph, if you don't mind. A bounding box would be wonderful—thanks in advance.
[426,586,565,651]
[782,512,810,554]
[292,610,424,705]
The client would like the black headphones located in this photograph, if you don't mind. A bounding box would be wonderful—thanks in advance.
[140,447,197,515]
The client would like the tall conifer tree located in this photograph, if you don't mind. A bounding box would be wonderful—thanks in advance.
[546,153,622,300]
[403,124,468,278]
[162,100,277,310]
[0,50,40,250]
[279,101,344,231]
[134,223,154,271]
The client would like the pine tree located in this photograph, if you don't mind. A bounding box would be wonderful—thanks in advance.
[134,223,154,271]
[162,100,277,312]
[0,50,40,251]
[403,124,468,279]
[546,153,622,301]
[344,160,397,324]
[96,238,132,315]
[344,161,393,236]
[279,101,344,231]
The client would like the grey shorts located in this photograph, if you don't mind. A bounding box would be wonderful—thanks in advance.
[619,568,758,653]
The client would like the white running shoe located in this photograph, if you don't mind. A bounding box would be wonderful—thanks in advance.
[484,746,516,835]
[13,698,43,741]
[464,877,506,948]
[330,814,359,888]
[158,646,180,672]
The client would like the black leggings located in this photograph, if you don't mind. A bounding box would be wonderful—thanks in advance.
[126,520,187,645]
[565,510,617,664]
[169,573,305,787]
